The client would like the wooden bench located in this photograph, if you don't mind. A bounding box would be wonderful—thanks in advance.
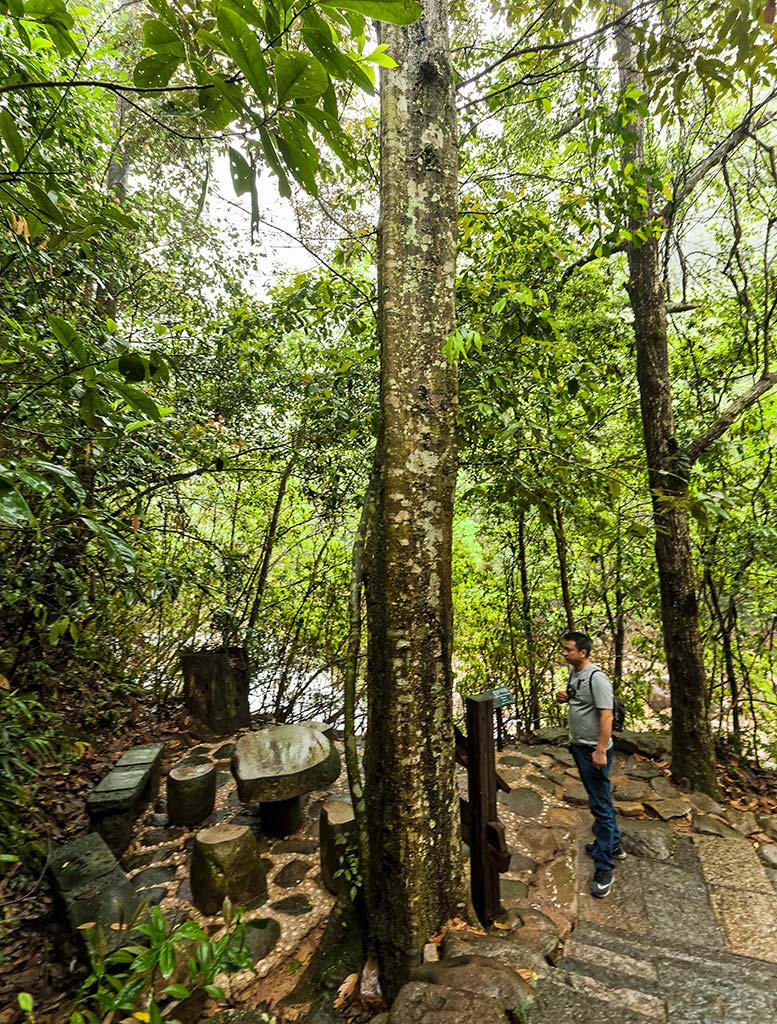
[86,743,164,854]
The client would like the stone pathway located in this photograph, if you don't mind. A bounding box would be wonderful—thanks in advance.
[409,733,777,1024]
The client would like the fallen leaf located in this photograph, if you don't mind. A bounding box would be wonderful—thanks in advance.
[333,972,359,1009]
[517,968,538,981]
[492,920,512,930]
[77,921,97,930]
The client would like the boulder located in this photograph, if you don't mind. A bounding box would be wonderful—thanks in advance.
[411,954,533,1010]
[244,917,281,962]
[619,818,675,860]
[388,981,509,1024]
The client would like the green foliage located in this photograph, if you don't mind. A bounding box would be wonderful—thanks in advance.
[0,687,57,855]
[72,902,253,1023]
[333,831,362,901]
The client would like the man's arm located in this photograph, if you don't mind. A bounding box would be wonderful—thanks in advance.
[593,709,613,768]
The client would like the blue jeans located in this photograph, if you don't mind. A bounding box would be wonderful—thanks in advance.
[571,744,621,872]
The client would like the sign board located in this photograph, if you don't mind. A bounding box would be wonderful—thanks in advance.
[481,686,515,709]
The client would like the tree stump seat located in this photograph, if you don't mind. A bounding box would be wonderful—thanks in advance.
[86,743,164,854]
[167,760,217,826]
[231,725,341,836]
[320,799,357,894]
[190,823,267,915]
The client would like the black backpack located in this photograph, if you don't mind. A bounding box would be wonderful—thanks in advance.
[578,669,626,732]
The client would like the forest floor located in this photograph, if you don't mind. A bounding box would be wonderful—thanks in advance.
[2,699,777,1023]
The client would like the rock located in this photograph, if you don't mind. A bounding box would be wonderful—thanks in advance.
[123,843,177,871]
[132,865,177,890]
[548,748,576,768]
[298,719,336,739]
[213,742,236,760]
[442,907,559,966]
[643,797,691,821]
[499,787,544,818]
[613,801,644,818]
[177,754,213,767]
[388,980,509,1024]
[624,757,662,780]
[423,942,439,962]
[512,825,560,865]
[756,813,777,839]
[167,761,217,826]
[691,813,739,838]
[650,776,680,799]
[411,954,533,1011]
[190,824,267,916]
[539,767,567,787]
[507,849,538,873]
[244,917,281,961]
[534,727,568,746]
[320,800,357,894]
[563,785,589,806]
[273,837,319,855]
[758,844,777,870]
[499,754,530,767]
[619,818,674,860]
[612,779,650,802]
[270,893,313,915]
[724,807,760,836]
[500,878,529,901]
[273,859,310,888]
[689,791,725,816]
[615,730,671,759]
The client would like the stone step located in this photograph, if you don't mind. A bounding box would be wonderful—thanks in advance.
[528,969,668,1023]
[553,921,777,1024]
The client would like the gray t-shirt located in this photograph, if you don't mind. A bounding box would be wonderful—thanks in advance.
[567,663,614,749]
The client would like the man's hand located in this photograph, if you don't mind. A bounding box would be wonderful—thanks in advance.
[555,690,569,704]
[592,746,607,769]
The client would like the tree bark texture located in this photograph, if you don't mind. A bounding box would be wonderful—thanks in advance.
[616,3,719,794]
[364,0,466,998]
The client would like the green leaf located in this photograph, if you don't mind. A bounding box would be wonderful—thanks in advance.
[142,18,185,57]
[133,54,180,88]
[258,126,291,198]
[0,481,35,527]
[204,984,225,1000]
[162,983,191,999]
[220,0,264,29]
[48,314,87,365]
[0,109,26,165]
[273,49,329,103]
[277,115,319,194]
[228,146,253,197]
[25,182,65,224]
[216,8,270,104]
[320,0,421,25]
[17,993,33,1013]
[109,381,163,421]
[158,939,175,978]
[81,516,135,570]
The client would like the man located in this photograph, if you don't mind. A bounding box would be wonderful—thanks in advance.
[555,631,624,898]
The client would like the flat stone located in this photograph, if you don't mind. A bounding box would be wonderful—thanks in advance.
[528,773,557,795]
[139,827,181,848]
[528,970,667,1024]
[691,813,739,838]
[507,849,538,873]
[411,955,532,1010]
[617,731,671,760]
[643,797,690,821]
[122,843,178,871]
[500,878,529,901]
[723,807,759,836]
[650,776,680,799]
[441,918,555,978]
[273,837,318,855]
[50,833,117,890]
[624,758,662,780]
[612,779,651,802]
[389,981,508,1024]
[510,825,560,865]
[563,785,590,807]
[548,748,576,768]
[499,754,530,767]
[178,753,213,767]
[232,725,341,803]
[757,813,777,839]
[689,791,724,816]
[539,767,567,786]
[177,877,193,902]
[244,917,281,961]
[499,786,544,818]
[759,844,777,869]
[695,834,774,894]
[531,849,577,927]
[216,771,232,788]
[213,743,235,760]
[613,801,645,818]
[270,894,312,916]
[709,886,777,962]
[132,865,177,890]
[578,854,650,938]
[116,744,164,769]
[273,859,310,889]
[619,818,674,860]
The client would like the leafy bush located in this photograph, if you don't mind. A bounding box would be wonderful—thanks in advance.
[0,687,57,857]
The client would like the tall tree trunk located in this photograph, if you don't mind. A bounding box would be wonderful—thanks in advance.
[364,0,466,997]
[551,504,575,630]
[616,2,719,794]
[516,513,540,728]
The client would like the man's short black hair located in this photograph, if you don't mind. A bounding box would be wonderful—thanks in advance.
[562,631,592,656]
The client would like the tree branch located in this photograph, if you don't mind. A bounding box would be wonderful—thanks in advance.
[683,371,777,468]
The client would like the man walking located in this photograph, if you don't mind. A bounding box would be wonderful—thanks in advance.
[556,631,624,898]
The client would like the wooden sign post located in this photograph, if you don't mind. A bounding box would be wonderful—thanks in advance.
[457,693,511,928]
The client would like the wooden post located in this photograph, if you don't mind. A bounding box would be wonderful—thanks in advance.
[466,694,502,927]
[495,706,504,751]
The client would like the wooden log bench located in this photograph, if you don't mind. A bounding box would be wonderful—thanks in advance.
[86,743,164,854]
[49,832,146,956]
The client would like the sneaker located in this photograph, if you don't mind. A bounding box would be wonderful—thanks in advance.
[591,868,613,898]
[585,840,627,861]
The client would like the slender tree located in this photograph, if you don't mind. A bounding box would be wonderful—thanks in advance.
[363,0,467,997]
